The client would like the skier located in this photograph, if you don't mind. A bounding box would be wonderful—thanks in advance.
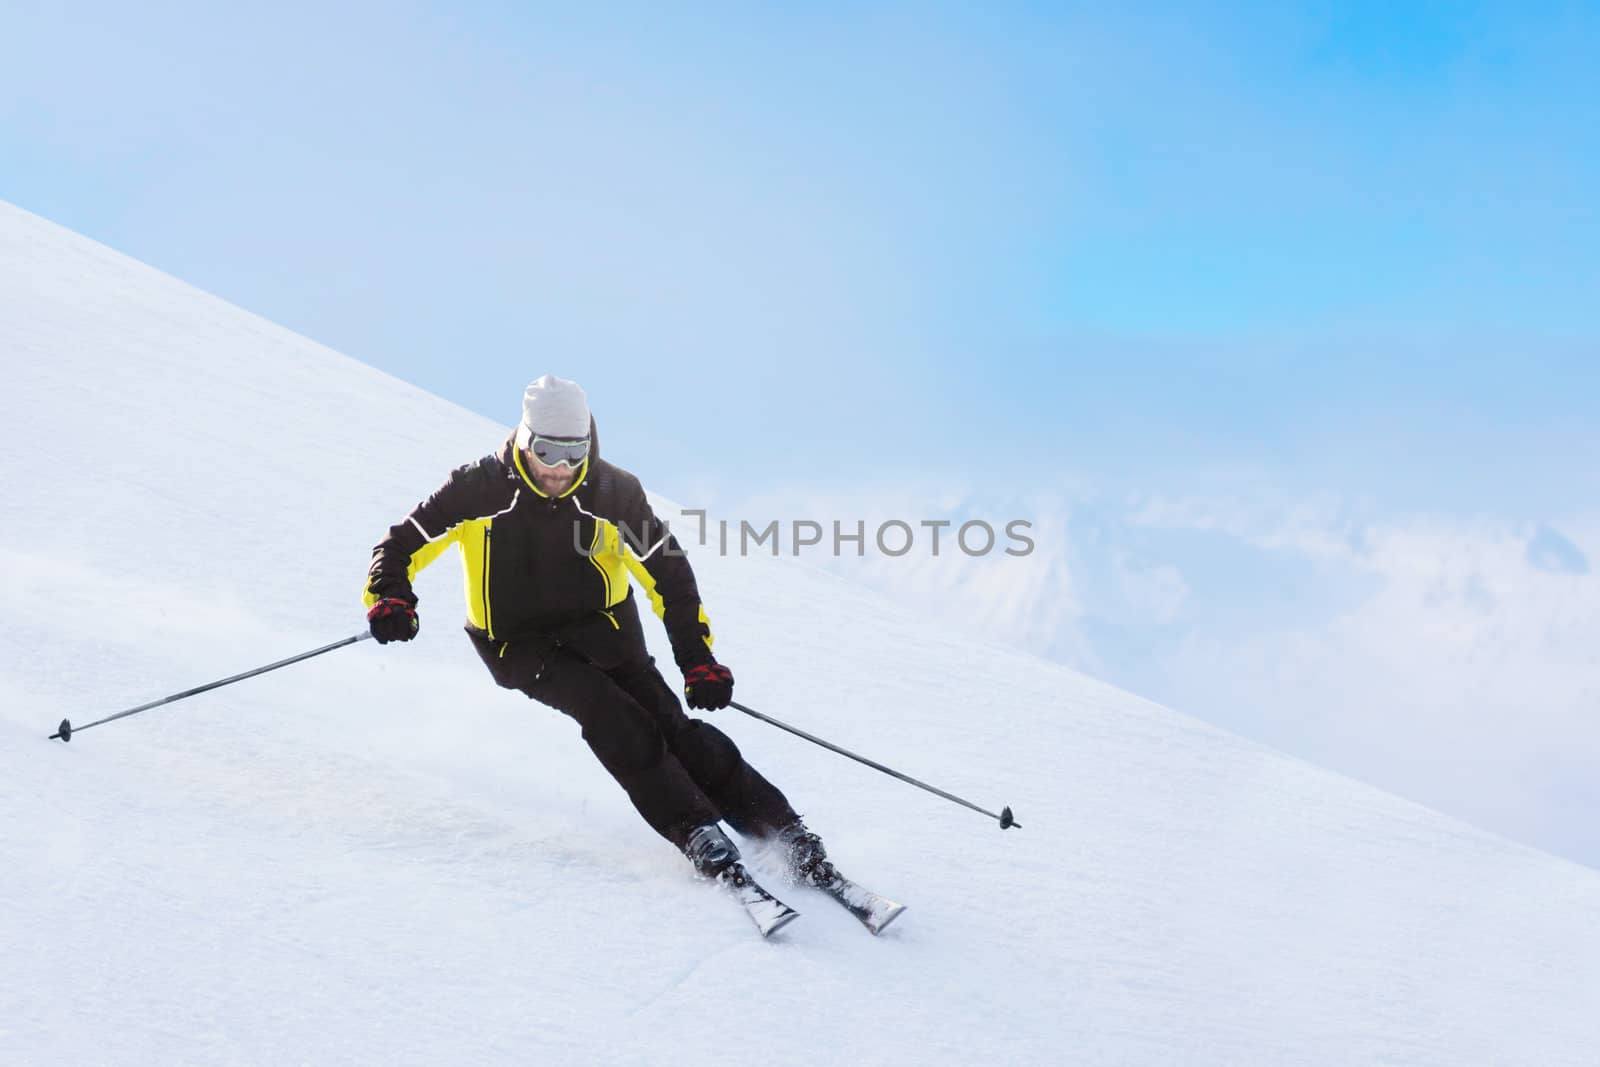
[363,375,836,899]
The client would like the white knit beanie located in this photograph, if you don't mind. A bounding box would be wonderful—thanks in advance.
[515,375,590,450]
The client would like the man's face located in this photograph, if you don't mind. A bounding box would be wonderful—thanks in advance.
[524,448,581,495]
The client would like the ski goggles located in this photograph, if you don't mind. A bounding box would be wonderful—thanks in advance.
[527,434,590,468]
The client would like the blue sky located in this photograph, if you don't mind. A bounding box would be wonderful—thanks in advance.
[4,2,1598,862]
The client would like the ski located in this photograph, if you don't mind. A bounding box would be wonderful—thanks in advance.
[815,871,906,935]
[719,863,800,938]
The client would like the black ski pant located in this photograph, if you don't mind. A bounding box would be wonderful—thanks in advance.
[468,596,798,851]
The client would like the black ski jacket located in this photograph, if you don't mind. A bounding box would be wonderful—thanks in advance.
[365,424,715,673]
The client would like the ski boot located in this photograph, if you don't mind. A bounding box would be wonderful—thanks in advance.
[684,824,741,879]
[774,820,839,889]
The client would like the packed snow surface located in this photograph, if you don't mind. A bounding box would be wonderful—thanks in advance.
[3,201,1598,1065]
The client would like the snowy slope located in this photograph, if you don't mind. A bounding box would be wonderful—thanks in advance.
[2,199,1598,1066]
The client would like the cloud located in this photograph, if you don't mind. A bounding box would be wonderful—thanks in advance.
[1125,493,1600,864]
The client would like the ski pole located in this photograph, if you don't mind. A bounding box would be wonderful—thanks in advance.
[728,700,1020,829]
[49,632,373,742]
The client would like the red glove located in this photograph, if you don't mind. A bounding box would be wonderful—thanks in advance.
[367,598,419,644]
[683,662,734,711]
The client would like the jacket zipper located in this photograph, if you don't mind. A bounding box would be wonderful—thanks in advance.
[482,526,495,639]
